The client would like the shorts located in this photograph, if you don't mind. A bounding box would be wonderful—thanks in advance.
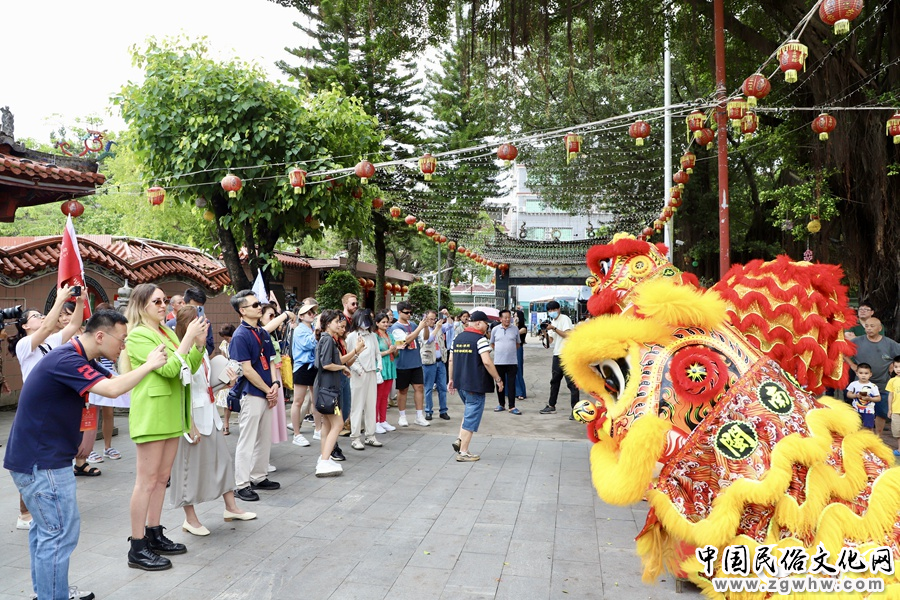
[875,392,890,419]
[395,367,424,391]
[459,389,486,433]
[892,413,900,438]
[294,363,317,387]
[860,412,875,429]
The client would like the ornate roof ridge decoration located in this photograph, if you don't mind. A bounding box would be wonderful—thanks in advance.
[483,235,606,265]
[236,247,311,270]
[0,235,229,292]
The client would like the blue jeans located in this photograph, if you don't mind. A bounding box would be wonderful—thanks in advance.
[459,389,486,432]
[423,361,448,415]
[341,374,352,419]
[515,345,526,398]
[10,465,80,600]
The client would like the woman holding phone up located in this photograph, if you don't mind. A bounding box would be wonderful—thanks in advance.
[124,284,207,571]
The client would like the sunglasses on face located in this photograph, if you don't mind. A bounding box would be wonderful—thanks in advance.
[400,310,411,315]
[242,302,261,310]
[150,298,166,306]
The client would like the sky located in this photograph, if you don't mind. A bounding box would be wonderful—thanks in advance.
[4,0,307,142]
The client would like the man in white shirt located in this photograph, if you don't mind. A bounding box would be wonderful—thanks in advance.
[539,301,580,417]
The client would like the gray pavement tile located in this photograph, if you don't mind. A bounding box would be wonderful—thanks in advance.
[595,501,643,521]
[209,569,289,600]
[555,503,596,530]
[558,483,598,507]
[430,506,480,536]
[553,526,600,564]
[389,565,453,600]
[404,501,450,521]
[0,565,30,594]
[344,552,408,586]
[595,517,640,550]
[549,559,605,599]
[476,499,520,526]
[597,548,700,599]
[283,556,359,600]
[462,523,514,555]
[503,539,554,579]
[443,551,504,596]
[494,574,551,600]
[408,532,469,569]
[449,483,492,506]
[327,581,392,600]
[294,515,350,541]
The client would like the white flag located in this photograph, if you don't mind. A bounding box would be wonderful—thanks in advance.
[252,270,268,302]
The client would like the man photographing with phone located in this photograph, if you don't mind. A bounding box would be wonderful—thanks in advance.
[5,310,168,600]
[538,300,580,417]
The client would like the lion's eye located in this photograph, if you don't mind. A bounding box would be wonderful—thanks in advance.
[592,358,629,398]
[600,259,611,276]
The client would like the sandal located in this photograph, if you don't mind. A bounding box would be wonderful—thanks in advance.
[73,462,101,477]
[223,426,230,436]
[509,408,522,415]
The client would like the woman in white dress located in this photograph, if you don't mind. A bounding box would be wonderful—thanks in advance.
[167,306,256,535]
[345,309,382,450]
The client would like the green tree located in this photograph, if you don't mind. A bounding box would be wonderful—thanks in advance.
[315,269,362,310]
[115,37,382,290]
[406,281,454,313]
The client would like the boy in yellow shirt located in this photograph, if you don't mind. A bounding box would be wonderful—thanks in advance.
[886,357,900,457]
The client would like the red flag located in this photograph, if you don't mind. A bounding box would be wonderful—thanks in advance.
[58,215,92,320]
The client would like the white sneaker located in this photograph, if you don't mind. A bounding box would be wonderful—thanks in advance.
[375,423,387,434]
[398,414,409,427]
[16,515,32,530]
[313,429,322,440]
[267,464,277,473]
[286,423,294,431]
[382,421,396,432]
[351,439,365,451]
[86,451,104,464]
[414,416,431,427]
[315,457,343,477]
[292,433,311,447]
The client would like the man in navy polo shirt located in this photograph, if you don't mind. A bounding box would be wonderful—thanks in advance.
[447,311,504,462]
[230,290,281,502]
[5,310,167,600]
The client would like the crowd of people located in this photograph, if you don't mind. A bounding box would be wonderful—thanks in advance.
[3,283,538,600]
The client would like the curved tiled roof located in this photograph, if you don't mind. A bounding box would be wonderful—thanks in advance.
[0,236,229,291]
[0,153,106,185]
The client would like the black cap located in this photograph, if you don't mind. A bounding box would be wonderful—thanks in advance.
[469,310,489,323]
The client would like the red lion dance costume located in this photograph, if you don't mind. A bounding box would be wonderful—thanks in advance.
[561,233,900,598]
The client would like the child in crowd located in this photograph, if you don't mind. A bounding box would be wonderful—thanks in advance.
[885,357,900,457]
[846,363,880,431]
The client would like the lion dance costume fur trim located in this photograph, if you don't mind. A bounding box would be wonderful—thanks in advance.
[562,233,900,598]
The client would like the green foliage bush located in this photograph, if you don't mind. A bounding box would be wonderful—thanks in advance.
[406,282,454,313]
[315,270,362,311]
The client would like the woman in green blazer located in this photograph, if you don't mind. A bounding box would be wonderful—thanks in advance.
[123,283,207,571]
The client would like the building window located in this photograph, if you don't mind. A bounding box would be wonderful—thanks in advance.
[558,228,573,241]
[526,228,545,241]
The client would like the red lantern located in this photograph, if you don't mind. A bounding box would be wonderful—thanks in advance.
[372,197,384,210]
[61,200,85,217]
[642,227,654,238]
[457,246,466,254]
[819,0,864,35]
[741,112,759,139]
[147,186,166,206]
[696,128,715,150]
[670,194,683,210]
[439,235,447,244]
[404,214,416,225]
[221,174,242,198]
[628,120,651,146]
[673,170,689,190]
[355,160,375,184]
[887,112,900,144]
[680,152,696,174]
[416,221,426,233]
[357,277,366,288]
[742,73,771,108]
[392,283,401,294]
[419,153,437,180]
[384,282,393,292]
[670,187,682,201]
[778,41,808,83]
[351,187,364,199]
[653,219,664,232]
[726,98,747,132]
[425,227,436,237]
[497,143,518,164]
[401,285,409,295]
[289,168,307,195]
[563,132,582,163]
[663,207,674,219]
[448,241,457,251]
[686,110,706,141]
[811,113,837,141]
[366,279,375,290]
[390,206,402,218]
[465,250,472,258]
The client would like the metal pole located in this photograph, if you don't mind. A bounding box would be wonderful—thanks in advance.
[437,241,441,309]
[714,0,730,277]
[663,6,674,261]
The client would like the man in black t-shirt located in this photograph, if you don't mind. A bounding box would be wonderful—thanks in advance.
[448,311,504,462]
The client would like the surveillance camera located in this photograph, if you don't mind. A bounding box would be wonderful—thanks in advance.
[674,240,685,246]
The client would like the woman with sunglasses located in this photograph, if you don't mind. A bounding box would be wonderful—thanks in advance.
[291,301,319,445]
[123,283,207,571]
[314,310,355,476]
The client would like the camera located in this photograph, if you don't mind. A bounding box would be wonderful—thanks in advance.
[539,319,551,331]
[71,285,82,297]
[0,305,23,321]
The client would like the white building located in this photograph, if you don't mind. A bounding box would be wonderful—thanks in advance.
[495,164,615,242]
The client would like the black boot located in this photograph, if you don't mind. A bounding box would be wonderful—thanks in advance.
[128,536,172,571]
[145,525,187,555]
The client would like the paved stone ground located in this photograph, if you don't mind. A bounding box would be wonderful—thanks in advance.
[0,340,702,600]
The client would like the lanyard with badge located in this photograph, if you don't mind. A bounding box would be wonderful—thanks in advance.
[69,338,101,431]
[244,323,271,372]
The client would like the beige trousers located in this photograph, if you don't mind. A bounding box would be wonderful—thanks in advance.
[234,394,272,488]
